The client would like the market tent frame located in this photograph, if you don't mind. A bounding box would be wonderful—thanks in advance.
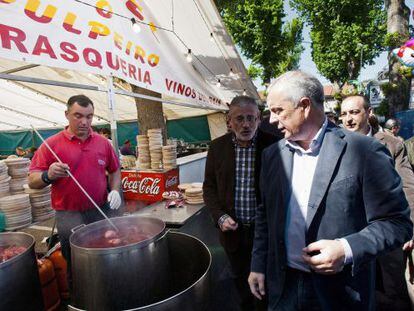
[0,0,258,150]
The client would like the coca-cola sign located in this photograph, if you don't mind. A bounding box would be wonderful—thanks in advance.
[121,169,179,202]
[139,177,161,195]
[122,177,161,195]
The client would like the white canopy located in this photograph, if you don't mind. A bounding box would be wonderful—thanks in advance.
[0,0,258,131]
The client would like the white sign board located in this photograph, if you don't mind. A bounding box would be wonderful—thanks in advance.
[369,84,383,107]
[0,0,226,109]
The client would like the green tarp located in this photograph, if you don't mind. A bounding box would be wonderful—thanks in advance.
[0,129,60,155]
[167,115,211,143]
[0,116,211,155]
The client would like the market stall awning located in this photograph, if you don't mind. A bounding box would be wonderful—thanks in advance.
[0,0,258,131]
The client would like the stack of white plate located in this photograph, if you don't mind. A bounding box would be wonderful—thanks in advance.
[184,187,204,205]
[178,183,193,192]
[9,177,28,194]
[0,161,9,180]
[23,185,54,222]
[121,155,137,169]
[0,176,11,198]
[136,134,151,169]
[148,129,163,170]
[0,194,32,230]
[4,158,30,194]
[4,158,30,177]
[0,162,10,198]
[162,145,177,170]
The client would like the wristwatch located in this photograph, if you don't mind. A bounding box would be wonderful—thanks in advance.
[41,171,53,185]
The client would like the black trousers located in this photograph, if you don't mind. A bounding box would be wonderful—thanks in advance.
[224,224,267,311]
[274,267,322,311]
[376,248,411,311]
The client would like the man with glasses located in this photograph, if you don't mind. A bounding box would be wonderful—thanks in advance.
[203,95,280,310]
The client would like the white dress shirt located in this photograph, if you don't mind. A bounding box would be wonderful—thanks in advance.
[285,119,352,271]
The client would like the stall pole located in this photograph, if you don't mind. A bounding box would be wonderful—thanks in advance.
[106,75,119,156]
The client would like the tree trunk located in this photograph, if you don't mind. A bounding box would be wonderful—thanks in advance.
[131,85,167,144]
[386,0,411,116]
[347,58,357,81]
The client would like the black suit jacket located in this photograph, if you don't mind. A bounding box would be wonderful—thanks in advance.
[251,123,413,310]
[203,129,279,251]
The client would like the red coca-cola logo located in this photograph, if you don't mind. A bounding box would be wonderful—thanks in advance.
[122,176,161,195]
[166,176,178,188]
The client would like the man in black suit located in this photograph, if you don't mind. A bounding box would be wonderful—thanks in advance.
[341,95,414,310]
[203,95,279,310]
[248,71,412,310]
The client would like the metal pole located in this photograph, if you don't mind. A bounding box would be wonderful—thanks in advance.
[358,43,363,79]
[106,75,120,157]
[0,72,227,111]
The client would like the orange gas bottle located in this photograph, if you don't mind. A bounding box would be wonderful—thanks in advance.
[48,250,70,299]
[38,258,61,311]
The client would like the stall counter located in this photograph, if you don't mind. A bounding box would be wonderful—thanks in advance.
[127,200,204,227]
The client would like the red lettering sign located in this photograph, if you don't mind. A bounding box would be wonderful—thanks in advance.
[121,169,179,202]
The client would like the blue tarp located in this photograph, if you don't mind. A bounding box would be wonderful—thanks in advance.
[396,110,414,140]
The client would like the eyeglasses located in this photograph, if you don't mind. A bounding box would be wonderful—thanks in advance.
[233,115,258,124]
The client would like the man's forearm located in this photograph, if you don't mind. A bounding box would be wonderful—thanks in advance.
[108,169,121,191]
[28,171,48,189]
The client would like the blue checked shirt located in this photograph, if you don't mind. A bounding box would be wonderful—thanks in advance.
[218,135,258,226]
[233,135,257,224]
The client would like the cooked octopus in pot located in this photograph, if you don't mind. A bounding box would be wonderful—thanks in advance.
[81,226,150,248]
[0,245,26,263]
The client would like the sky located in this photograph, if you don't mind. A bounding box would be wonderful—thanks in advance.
[247,0,414,90]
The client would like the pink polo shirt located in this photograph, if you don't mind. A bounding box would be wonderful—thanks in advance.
[30,128,120,212]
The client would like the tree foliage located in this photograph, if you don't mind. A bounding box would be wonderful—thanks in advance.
[384,0,411,115]
[291,0,386,86]
[215,0,303,84]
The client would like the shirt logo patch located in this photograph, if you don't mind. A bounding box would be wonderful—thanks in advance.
[98,159,106,166]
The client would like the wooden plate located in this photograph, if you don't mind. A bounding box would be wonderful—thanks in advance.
[185,199,204,205]
[185,187,203,195]
[0,193,30,204]
[31,199,52,208]
[23,184,51,194]
[191,182,203,188]
[178,183,193,191]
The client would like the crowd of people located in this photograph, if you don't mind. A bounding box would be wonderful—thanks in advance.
[204,70,414,311]
[16,70,414,311]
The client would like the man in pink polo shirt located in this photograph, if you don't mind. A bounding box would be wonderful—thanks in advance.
[28,94,121,286]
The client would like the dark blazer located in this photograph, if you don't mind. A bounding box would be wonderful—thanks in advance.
[203,129,279,251]
[251,123,413,310]
[373,130,414,308]
[374,130,414,216]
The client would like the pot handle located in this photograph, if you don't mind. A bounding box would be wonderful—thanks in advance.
[155,229,170,242]
[71,224,86,233]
